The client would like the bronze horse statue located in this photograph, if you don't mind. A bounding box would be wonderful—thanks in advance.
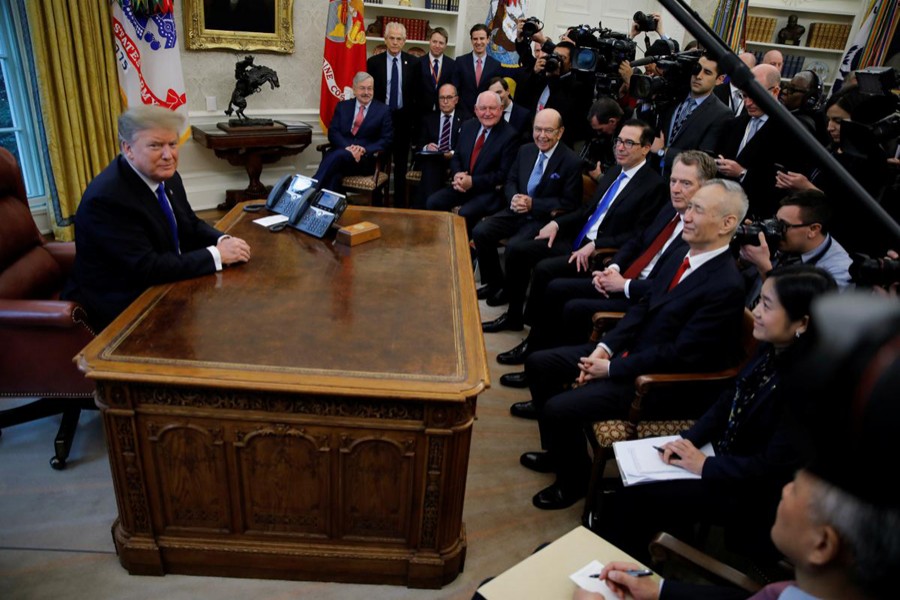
[225,56,280,120]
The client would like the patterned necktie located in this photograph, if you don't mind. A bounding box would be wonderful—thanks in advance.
[469,128,487,172]
[623,214,681,279]
[432,58,440,86]
[732,89,743,115]
[670,98,697,141]
[738,117,763,154]
[574,171,627,249]
[438,114,452,152]
[351,104,365,135]
[668,255,691,290]
[537,85,550,111]
[526,152,547,197]
[475,57,483,86]
[389,56,400,110]
[155,183,180,254]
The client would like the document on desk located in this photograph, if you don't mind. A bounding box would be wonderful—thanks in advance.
[253,214,289,228]
[570,560,620,599]
[613,435,715,487]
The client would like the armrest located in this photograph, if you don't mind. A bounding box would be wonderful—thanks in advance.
[649,532,762,593]
[316,143,333,157]
[0,299,93,331]
[43,241,76,274]
[590,311,625,342]
[635,368,741,395]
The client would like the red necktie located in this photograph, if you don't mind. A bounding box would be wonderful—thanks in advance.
[475,57,483,87]
[351,105,365,136]
[469,128,487,172]
[668,256,691,291]
[623,215,681,279]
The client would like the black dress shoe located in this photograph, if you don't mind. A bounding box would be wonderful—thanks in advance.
[532,483,586,510]
[497,339,530,365]
[482,313,524,333]
[520,451,554,473]
[502,373,530,390]
[476,284,499,300]
[509,400,537,419]
[485,288,509,307]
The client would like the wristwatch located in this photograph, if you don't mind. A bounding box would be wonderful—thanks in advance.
[657,148,665,157]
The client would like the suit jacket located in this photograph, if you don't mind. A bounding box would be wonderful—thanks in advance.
[717,114,806,218]
[449,118,518,195]
[611,203,688,300]
[503,142,582,222]
[659,93,732,171]
[713,82,741,115]
[505,101,532,137]
[328,98,393,155]
[452,52,504,113]
[602,249,746,381]
[416,109,468,152]
[367,51,417,112]
[555,161,667,249]
[515,71,593,147]
[63,155,222,329]
[413,54,457,114]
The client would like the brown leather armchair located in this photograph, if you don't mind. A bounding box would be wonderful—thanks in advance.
[0,147,95,469]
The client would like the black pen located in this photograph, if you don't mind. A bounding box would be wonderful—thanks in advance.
[589,569,653,578]
[653,445,681,460]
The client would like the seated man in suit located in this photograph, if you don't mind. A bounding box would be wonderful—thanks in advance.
[472,108,582,302]
[520,178,748,510]
[482,119,667,333]
[487,76,532,140]
[453,23,505,115]
[313,72,393,194]
[62,106,251,331]
[425,90,518,233]
[413,83,469,209]
[497,151,718,393]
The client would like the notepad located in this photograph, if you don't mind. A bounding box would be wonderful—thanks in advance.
[613,435,715,487]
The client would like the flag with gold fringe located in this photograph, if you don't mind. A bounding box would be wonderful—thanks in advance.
[320,0,367,132]
[110,0,188,139]
[711,0,749,53]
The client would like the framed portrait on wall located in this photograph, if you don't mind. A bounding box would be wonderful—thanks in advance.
[183,0,294,53]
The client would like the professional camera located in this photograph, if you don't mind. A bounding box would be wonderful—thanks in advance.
[734,218,785,247]
[633,11,658,33]
[629,49,702,104]
[521,17,544,42]
[563,23,637,95]
[849,253,900,288]
[840,66,899,161]
[536,40,565,74]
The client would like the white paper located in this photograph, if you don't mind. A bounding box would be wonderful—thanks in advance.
[613,435,715,486]
[253,214,289,227]
[570,560,620,599]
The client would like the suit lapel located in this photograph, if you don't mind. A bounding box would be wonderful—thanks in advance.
[650,251,727,311]
[601,164,647,222]
[535,147,565,192]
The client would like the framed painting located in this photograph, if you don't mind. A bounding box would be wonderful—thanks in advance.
[183,0,294,53]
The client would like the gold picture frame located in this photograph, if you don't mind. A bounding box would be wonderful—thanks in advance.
[183,0,294,54]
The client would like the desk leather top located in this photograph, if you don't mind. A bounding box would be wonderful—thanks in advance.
[76,206,489,401]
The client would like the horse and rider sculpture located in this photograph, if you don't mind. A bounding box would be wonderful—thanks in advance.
[225,55,280,121]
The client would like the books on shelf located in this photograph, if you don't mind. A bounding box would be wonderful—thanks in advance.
[807,22,851,50]
[746,15,777,43]
[751,51,806,78]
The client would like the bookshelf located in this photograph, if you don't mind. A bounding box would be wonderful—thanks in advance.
[744,0,867,88]
[363,1,464,56]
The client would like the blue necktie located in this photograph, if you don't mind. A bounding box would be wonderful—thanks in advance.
[669,97,697,142]
[526,152,546,198]
[738,117,763,154]
[156,183,180,254]
[574,171,627,249]
[389,56,399,110]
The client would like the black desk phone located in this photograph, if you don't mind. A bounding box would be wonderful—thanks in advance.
[266,174,348,238]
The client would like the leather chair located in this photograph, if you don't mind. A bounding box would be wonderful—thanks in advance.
[315,143,391,206]
[0,147,95,469]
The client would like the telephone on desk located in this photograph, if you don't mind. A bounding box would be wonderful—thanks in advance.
[266,174,348,238]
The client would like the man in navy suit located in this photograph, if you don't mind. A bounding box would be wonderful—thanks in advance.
[487,76,532,142]
[453,24,505,115]
[520,178,748,510]
[482,120,667,333]
[425,90,518,232]
[313,72,393,194]
[413,27,457,116]
[367,21,417,206]
[62,106,251,330]
[472,108,581,302]
[413,83,469,208]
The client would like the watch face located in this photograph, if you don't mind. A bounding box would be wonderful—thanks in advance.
[658,149,665,157]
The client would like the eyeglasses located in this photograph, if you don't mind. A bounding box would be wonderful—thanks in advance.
[780,85,807,95]
[438,95,458,101]
[613,138,642,149]
[778,219,815,230]
[533,126,559,135]
[738,86,777,100]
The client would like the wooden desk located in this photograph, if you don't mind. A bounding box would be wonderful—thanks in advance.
[192,123,312,210]
[76,205,488,588]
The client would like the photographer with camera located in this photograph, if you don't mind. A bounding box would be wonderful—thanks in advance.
[582,97,624,182]
[741,190,852,307]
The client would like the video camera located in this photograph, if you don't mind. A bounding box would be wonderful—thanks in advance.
[629,49,703,104]
[563,23,637,96]
[849,253,900,288]
[840,66,900,162]
[734,218,785,247]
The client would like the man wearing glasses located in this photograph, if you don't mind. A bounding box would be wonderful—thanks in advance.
[482,119,665,333]
[741,190,853,305]
[413,83,468,208]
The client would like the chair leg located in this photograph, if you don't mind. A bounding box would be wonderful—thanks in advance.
[0,397,66,428]
[50,407,82,470]
[581,446,610,527]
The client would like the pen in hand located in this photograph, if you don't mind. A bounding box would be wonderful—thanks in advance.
[589,569,653,578]
[653,445,681,460]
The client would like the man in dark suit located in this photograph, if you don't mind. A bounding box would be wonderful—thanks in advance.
[62,106,251,331]
[712,51,758,117]
[413,83,469,208]
[482,119,666,333]
[425,90,518,232]
[472,108,581,300]
[367,21,417,207]
[413,27,457,116]
[519,179,748,510]
[652,54,731,176]
[496,151,718,390]
[453,24,505,115]
[313,72,393,194]
[487,76,532,141]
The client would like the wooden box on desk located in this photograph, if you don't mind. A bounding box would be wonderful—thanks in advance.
[336,221,381,246]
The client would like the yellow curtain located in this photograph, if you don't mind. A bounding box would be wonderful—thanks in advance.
[26,2,121,241]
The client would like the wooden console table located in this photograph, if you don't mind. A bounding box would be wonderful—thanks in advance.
[76,206,488,588]
[191,123,312,210]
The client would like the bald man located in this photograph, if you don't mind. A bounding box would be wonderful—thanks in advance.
[763,49,784,73]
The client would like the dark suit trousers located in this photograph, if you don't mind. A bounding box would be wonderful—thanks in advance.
[390,108,411,207]
[414,154,450,209]
[502,237,571,319]
[313,148,373,193]
[521,253,592,324]
[471,211,543,287]
[526,343,633,489]
[426,187,503,234]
